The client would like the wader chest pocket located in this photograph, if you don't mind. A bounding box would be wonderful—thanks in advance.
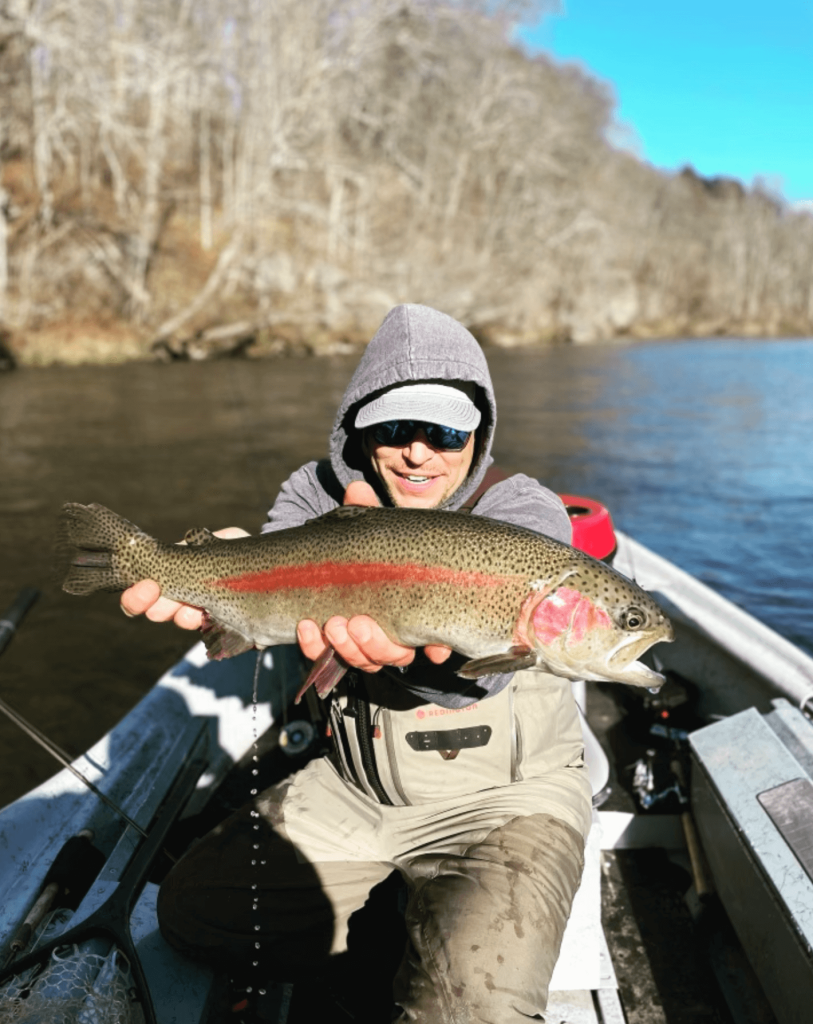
[406,725,492,752]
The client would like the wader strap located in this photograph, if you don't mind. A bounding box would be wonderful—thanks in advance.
[457,465,510,513]
[332,674,394,805]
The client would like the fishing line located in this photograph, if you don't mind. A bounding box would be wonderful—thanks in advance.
[246,648,268,1001]
[0,694,149,841]
[222,361,280,1005]
[0,590,180,865]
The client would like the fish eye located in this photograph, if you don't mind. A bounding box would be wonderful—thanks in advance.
[621,607,648,630]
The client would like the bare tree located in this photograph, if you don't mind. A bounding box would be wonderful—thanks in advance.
[0,0,810,361]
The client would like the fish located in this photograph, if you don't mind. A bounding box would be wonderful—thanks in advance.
[58,502,674,699]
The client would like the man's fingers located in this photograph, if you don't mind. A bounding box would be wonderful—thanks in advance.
[121,579,161,616]
[145,595,185,623]
[122,581,201,628]
[323,616,374,670]
[174,605,205,630]
[345,616,415,669]
[298,614,434,674]
[322,616,382,673]
[424,644,453,665]
[297,619,329,661]
[213,527,251,539]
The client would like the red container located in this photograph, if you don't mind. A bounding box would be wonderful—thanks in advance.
[558,494,617,561]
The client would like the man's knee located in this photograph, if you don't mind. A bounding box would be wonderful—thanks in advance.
[394,814,585,1021]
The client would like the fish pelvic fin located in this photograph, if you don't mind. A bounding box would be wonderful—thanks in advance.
[200,613,257,660]
[58,503,152,596]
[296,645,348,704]
[457,645,537,679]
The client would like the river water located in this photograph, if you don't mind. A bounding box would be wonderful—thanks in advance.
[0,338,811,805]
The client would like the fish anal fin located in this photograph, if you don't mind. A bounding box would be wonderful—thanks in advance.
[200,612,256,660]
[296,645,348,703]
[184,527,217,546]
[457,645,537,679]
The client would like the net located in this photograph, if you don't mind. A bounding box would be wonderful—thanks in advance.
[0,931,139,1024]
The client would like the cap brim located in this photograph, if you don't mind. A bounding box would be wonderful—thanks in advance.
[355,392,481,431]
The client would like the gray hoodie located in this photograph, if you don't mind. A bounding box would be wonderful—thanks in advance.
[262,304,571,707]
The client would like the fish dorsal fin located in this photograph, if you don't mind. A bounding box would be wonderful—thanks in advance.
[184,526,217,546]
[308,505,376,524]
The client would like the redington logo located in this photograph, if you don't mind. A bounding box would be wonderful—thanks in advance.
[416,704,479,719]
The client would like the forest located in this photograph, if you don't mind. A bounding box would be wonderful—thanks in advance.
[1,0,812,365]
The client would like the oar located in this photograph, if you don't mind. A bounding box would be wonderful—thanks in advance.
[0,587,40,658]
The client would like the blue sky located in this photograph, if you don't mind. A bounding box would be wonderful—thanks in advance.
[519,1,813,204]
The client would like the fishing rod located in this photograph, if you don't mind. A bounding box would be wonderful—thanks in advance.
[0,587,149,841]
[0,587,39,658]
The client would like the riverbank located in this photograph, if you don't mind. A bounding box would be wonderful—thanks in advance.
[4,3,812,370]
[5,310,810,369]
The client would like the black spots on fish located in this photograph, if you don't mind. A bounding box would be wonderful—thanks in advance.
[313,505,372,521]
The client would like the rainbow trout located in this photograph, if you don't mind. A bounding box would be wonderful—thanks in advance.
[59,502,673,697]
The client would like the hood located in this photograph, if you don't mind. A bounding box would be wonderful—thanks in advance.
[329,304,496,510]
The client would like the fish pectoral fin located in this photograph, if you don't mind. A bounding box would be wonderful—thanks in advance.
[457,645,537,679]
[296,645,348,704]
[200,613,256,660]
[184,527,217,546]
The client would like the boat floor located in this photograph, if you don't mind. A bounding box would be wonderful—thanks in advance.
[587,684,776,1024]
[156,681,779,1024]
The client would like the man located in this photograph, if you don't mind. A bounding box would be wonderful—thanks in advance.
[123,304,591,1022]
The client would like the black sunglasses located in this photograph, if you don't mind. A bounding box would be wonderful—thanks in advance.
[369,420,472,451]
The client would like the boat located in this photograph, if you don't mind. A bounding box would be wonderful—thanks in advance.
[1,498,812,1024]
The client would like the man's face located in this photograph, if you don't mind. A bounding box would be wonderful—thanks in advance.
[365,427,476,508]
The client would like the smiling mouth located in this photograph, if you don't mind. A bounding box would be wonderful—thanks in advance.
[397,473,436,484]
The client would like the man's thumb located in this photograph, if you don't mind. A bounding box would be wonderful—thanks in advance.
[343,481,381,507]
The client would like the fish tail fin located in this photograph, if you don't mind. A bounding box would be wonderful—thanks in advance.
[57,503,151,595]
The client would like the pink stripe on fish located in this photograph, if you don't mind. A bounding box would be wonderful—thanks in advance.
[208,561,515,593]
[532,587,612,645]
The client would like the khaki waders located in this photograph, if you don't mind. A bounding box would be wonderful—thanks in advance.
[159,670,591,1022]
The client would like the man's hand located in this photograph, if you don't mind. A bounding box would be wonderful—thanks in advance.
[119,527,250,629]
[296,482,452,672]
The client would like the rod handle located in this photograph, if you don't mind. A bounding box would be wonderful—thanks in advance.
[0,587,40,656]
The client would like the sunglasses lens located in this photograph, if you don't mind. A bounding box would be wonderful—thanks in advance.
[372,421,413,446]
[425,424,470,450]
[371,421,470,451]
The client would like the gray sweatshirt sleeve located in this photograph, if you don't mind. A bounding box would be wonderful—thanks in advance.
[471,474,572,544]
[260,462,339,534]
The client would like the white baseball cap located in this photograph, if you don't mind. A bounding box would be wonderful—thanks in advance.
[354,382,481,432]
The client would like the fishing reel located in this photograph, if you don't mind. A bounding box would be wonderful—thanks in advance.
[278,720,315,757]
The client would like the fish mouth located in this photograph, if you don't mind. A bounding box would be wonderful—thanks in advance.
[602,629,674,688]
[603,658,666,689]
